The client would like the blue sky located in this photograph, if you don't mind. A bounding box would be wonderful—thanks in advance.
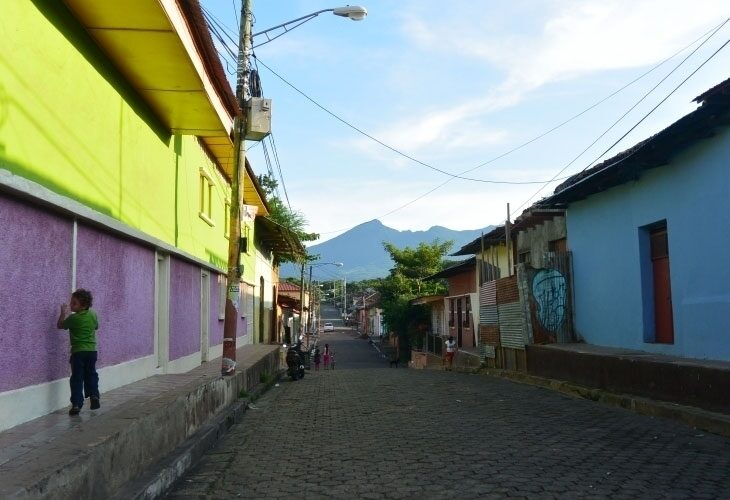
[201,1,729,244]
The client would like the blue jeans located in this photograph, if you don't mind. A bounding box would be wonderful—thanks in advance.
[69,351,99,407]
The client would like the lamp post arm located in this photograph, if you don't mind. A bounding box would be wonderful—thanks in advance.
[252,9,333,49]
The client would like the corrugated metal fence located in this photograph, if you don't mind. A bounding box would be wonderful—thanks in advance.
[477,252,574,366]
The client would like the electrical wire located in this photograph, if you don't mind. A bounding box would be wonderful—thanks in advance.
[268,134,293,210]
[320,22,730,234]
[203,7,295,213]
[254,57,570,185]
[511,29,730,215]
[205,5,727,187]
[202,5,728,238]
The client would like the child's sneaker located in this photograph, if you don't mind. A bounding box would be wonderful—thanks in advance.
[90,396,100,410]
[69,406,81,415]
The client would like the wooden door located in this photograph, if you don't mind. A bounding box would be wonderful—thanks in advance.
[650,228,674,343]
[456,298,463,348]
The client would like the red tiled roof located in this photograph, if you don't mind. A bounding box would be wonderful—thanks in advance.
[279,282,301,292]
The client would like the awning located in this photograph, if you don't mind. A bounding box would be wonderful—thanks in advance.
[62,0,268,214]
[255,217,306,263]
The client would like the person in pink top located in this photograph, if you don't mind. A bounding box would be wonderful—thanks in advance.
[323,344,331,370]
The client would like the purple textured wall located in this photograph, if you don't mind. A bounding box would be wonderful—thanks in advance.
[76,224,155,367]
[0,195,73,391]
[169,258,201,360]
[209,273,224,346]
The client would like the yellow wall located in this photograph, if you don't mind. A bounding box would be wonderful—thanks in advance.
[477,243,511,285]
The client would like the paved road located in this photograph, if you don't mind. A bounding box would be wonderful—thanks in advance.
[167,328,730,499]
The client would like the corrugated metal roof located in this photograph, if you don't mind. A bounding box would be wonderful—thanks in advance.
[424,257,475,280]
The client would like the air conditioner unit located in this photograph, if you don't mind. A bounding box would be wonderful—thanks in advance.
[245,98,271,141]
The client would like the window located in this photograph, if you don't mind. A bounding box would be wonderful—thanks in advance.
[243,225,251,254]
[223,200,230,238]
[199,169,214,226]
[448,298,455,326]
[518,251,531,265]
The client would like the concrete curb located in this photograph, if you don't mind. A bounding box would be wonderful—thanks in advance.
[481,368,730,438]
[114,370,285,500]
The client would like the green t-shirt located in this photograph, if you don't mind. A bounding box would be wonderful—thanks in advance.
[62,308,99,353]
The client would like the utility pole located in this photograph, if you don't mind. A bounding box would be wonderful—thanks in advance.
[299,261,305,342]
[221,0,253,376]
[505,202,512,277]
[306,265,313,336]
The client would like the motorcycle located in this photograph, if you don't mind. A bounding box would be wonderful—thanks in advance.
[285,342,306,381]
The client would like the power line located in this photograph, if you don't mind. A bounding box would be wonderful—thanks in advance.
[203,6,295,214]
[202,5,727,239]
[268,133,293,210]
[254,57,571,186]
[511,25,730,216]
[205,5,727,187]
[317,23,729,236]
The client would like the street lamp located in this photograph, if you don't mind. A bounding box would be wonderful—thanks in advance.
[221,1,366,376]
[253,6,368,48]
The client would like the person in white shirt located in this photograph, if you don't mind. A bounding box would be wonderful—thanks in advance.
[444,336,457,371]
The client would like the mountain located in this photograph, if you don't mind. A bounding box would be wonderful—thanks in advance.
[280,220,495,281]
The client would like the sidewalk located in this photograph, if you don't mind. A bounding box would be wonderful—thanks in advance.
[0,344,282,500]
[409,342,730,438]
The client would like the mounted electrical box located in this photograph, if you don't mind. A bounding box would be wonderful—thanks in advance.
[245,98,272,141]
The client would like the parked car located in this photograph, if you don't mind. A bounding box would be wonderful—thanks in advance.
[323,322,334,332]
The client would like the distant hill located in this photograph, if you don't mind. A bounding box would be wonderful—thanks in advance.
[280,220,494,281]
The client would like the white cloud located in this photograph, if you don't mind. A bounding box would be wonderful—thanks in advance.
[360,0,730,156]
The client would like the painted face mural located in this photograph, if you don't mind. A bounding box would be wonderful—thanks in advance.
[531,269,567,332]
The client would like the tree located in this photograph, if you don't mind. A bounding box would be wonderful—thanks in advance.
[382,239,453,296]
[257,173,319,245]
[376,239,453,351]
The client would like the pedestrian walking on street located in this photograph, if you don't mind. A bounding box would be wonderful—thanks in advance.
[56,289,100,415]
[444,335,457,371]
[323,344,331,370]
[313,346,321,371]
[330,350,335,370]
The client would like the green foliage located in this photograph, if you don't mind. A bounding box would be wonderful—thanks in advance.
[375,239,453,337]
[258,174,319,246]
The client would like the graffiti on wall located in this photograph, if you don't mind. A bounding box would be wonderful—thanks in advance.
[531,269,567,333]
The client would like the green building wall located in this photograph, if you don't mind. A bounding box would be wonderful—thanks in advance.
[0,0,238,270]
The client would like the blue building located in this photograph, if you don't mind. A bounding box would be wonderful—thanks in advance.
[541,78,730,361]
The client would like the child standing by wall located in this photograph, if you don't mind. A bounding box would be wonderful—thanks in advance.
[57,289,100,415]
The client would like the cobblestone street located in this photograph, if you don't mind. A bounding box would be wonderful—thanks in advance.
[167,330,730,499]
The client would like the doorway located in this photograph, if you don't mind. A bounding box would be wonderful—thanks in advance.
[456,298,463,348]
[200,270,210,362]
[155,253,170,373]
[650,226,674,343]
[258,276,265,343]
